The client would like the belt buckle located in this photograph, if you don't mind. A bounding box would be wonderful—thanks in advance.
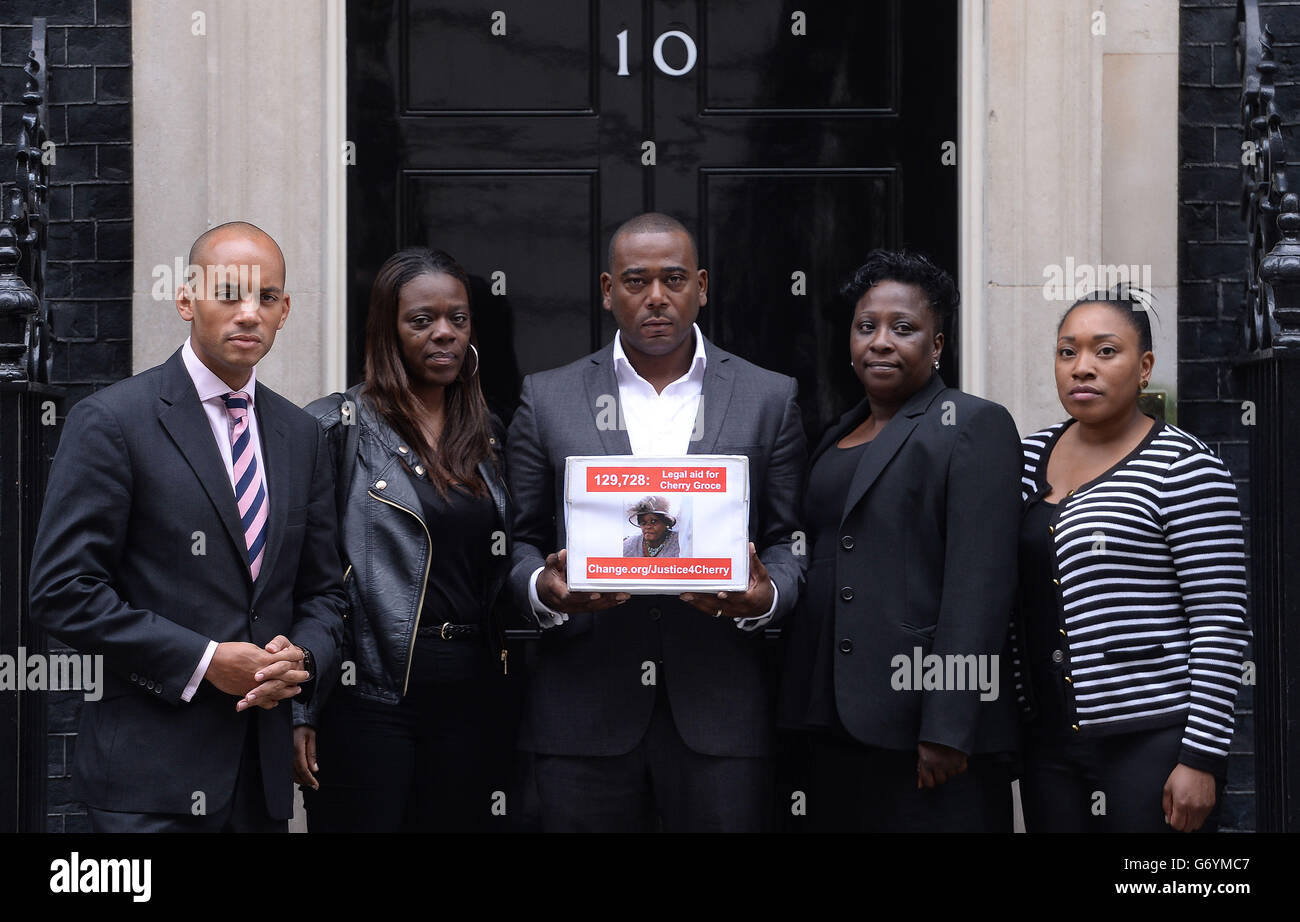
[440,621,452,640]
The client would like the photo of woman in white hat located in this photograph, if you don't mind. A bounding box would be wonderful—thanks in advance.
[622,495,683,558]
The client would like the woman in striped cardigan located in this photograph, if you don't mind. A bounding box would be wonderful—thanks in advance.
[1015,287,1251,833]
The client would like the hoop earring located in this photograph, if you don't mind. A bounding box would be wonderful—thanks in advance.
[465,343,480,377]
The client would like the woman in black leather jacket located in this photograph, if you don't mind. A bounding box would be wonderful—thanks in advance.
[292,247,514,831]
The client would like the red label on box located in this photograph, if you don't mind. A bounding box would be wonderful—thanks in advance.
[585,558,733,580]
[586,466,728,493]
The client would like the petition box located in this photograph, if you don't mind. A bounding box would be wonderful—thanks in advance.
[564,455,750,593]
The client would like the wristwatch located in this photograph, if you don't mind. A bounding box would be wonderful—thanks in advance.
[298,645,315,681]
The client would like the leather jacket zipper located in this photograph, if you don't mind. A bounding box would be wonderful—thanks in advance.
[367,488,432,696]
[479,457,511,676]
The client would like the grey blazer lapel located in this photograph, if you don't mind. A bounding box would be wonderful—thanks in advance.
[583,344,632,455]
[251,398,290,603]
[689,341,733,455]
[156,349,251,587]
[840,373,948,525]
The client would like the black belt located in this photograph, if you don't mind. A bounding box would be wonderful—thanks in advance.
[415,621,480,641]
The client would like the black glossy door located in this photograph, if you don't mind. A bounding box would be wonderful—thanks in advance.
[347,0,958,434]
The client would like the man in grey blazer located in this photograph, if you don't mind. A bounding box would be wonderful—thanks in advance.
[508,213,807,831]
[29,222,346,832]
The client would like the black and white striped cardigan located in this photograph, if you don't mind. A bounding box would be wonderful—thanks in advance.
[1014,419,1251,775]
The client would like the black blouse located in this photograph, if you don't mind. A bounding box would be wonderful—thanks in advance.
[780,438,871,733]
[408,473,497,629]
[1018,496,1073,737]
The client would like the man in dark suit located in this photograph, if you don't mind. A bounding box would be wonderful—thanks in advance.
[508,212,807,832]
[29,221,346,832]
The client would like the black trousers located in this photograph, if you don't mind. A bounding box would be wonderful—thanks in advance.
[301,636,510,832]
[801,732,1015,833]
[531,685,773,833]
[1020,723,1225,833]
[88,718,284,833]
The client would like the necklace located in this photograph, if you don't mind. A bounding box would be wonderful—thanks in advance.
[644,539,666,557]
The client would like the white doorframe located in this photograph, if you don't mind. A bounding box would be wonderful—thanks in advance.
[323,0,348,393]
[958,0,987,398]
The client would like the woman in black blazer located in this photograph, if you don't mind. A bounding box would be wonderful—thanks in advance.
[779,250,1023,832]
[1015,287,1250,832]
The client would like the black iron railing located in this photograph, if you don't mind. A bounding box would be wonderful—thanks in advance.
[1237,0,1300,833]
[0,16,59,834]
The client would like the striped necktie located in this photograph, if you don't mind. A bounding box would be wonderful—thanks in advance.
[222,391,267,581]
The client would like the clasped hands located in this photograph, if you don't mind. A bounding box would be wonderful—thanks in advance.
[537,542,774,619]
[205,635,308,711]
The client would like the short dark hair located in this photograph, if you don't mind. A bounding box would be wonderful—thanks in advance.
[188,221,286,286]
[1058,284,1156,354]
[607,212,699,270]
[839,249,959,332]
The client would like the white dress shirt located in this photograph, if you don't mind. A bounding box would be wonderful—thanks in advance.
[179,337,268,701]
[613,322,708,455]
[529,324,777,630]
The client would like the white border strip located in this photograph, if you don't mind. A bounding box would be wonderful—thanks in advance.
[958,0,987,397]
[323,0,348,393]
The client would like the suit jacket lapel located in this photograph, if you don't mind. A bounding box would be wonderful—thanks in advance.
[811,398,869,468]
[840,373,948,525]
[251,400,289,604]
[156,349,251,588]
[584,344,632,455]
[689,340,733,455]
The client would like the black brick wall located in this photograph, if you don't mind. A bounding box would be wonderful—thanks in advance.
[1,0,132,409]
[1177,0,1293,833]
[1,0,131,834]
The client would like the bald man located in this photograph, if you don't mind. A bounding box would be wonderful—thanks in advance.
[30,222,346,832]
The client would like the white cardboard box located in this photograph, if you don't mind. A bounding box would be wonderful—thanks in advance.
[563,454,750,593]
